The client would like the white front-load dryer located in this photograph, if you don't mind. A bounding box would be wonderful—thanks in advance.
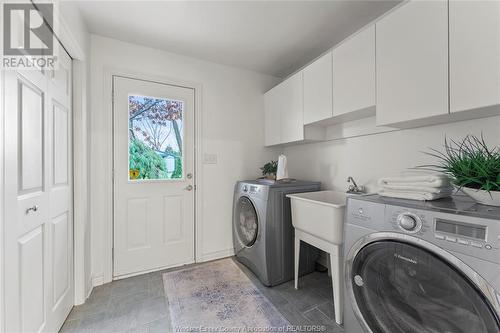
[343,194,500,333]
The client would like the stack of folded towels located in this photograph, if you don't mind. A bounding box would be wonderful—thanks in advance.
[378,173,455,201]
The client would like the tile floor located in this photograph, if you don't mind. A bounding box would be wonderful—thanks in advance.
[61,258,344,332]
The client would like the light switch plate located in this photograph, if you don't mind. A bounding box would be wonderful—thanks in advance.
[203,153,218,164]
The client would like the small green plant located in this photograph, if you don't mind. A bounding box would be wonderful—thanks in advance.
[260,160,278,176]
[421,134,500,193]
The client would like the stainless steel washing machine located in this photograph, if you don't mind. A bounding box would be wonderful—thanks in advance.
[343,194,500,333]
[233,180,321,286]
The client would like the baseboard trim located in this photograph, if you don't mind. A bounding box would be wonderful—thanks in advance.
[92,275,104,287]
[86,277,93,299]
[199,248,234,262]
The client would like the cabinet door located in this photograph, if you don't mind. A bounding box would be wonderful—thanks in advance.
[303,52,333,124]
[376,1,449,126]
[264,86,281,146]
[280,71,304,143]
[450,1,500,113]
[333,25,375,116]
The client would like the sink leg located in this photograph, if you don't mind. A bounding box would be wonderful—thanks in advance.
[330,246,344,325]
[327,253,332,277]
[294,236,300,290]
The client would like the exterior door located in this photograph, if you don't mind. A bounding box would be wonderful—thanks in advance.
[113,76,195,277]
[4,50,73,331]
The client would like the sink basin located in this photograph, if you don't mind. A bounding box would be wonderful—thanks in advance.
[287,191,347,244]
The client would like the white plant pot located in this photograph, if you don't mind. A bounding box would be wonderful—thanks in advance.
[461,187,500,207]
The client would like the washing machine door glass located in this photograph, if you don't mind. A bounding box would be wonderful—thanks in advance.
[236,196,258,247]
[350,240,500,333]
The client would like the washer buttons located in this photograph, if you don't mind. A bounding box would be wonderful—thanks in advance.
[470,241,483,248]
[435,234,445,240]
[445,236,457,243]
[457,238,469,245]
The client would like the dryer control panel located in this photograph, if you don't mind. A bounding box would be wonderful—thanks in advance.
[236,182,269,201]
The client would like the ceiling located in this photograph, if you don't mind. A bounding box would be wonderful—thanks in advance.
[72,0,400,78]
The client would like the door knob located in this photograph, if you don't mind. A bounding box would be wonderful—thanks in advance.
[26,205,39,214]
[185,185,193,191]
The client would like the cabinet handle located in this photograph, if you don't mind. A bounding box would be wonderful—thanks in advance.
[26,205,39,214]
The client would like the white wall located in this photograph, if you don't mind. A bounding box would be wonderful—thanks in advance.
[89,35,279,284]
[284,116,500,192]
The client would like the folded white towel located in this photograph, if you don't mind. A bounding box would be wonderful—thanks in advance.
[380,185,455,194]
[378,187,454,201]
[378,174,451,188]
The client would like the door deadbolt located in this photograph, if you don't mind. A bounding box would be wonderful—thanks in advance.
[187,173,193,179]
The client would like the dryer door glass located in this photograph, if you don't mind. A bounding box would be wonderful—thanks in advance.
[236,197,258,247]
[350,240,500,333]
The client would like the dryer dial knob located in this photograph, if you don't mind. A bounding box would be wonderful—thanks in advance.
[398,214,417,231]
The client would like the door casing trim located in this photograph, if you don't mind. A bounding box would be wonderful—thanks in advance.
[104,68,203,283]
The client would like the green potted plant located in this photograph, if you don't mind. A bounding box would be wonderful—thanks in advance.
[422,134,500,206]
[260,160,278,180]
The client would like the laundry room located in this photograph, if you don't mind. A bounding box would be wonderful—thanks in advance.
[1,1,499,333]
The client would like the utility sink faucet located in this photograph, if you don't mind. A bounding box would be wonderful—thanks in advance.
[347,176,366,194]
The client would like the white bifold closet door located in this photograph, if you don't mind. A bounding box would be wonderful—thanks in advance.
[3,47,73,332]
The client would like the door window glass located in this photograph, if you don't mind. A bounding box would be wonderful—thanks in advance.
[128,95,184,180]
[350,240,500,333]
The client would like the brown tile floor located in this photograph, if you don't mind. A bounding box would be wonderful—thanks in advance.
[61,258,344,332]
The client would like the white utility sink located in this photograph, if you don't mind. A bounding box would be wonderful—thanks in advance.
[287,190,349,325]
[287,190,347,245]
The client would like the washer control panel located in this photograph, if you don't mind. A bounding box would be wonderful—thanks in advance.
[347,196,500,264]
[384,203,500,264]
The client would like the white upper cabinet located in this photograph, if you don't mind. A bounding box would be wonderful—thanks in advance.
[280,71,304,143]
[333,25,375,116]
[376,1,449,127]
[264,85,281,146]
[449,1,500,113]
[264,71,305,146]
[303,52,333,124]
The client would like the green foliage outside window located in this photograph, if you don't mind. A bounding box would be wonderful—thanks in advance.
[129,138,168,179]
[171,156,183,179]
